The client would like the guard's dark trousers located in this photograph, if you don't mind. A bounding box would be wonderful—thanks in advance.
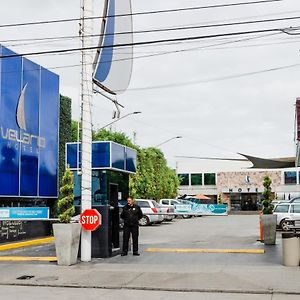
[122,225,139,253]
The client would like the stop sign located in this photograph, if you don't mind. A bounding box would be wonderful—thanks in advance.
[80,209,101,231]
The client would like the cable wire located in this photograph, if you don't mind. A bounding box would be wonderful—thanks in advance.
[0,26,297,59]
[0,0,284,28]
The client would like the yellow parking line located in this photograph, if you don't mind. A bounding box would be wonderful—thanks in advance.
[146,248,264,254]
[0,237,54,251]
[0,256,57,261]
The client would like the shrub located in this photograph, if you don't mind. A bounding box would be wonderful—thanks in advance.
[57,167,75,223]
[262,175,274,214]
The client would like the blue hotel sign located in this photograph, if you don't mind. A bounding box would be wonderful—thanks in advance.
[0,207,49,220]
[0,45,59,197]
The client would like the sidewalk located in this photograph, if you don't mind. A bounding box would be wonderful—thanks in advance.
[0,258,300,296]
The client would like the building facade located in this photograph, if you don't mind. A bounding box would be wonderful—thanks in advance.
[178,168,300,211]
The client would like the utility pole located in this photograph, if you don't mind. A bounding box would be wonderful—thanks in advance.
[80,0,93,262]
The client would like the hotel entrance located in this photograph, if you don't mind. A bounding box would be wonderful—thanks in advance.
[229,193,261,211]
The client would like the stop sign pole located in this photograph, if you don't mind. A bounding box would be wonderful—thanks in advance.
[80,0,93,262]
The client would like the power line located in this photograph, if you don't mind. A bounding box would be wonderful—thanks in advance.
[0,32,284,75]
[126,62,300,92]
[3,14,300,49]
[0,26,296,59]
[0,0,283,28]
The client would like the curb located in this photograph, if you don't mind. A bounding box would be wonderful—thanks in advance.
[0,237,54,251]
[0,282,299,295]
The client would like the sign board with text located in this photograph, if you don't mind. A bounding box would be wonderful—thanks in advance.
[80,209,101,231]
[0,45,59,198]
[0,207,49,220]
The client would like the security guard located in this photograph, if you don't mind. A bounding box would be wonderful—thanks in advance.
[120,197,143,256]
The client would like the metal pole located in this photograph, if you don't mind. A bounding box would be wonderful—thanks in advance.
[80,0,93,262]
[97,111,141,130]
[155,136,182,147]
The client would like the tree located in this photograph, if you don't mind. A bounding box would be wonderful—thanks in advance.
[129,147,179,200]
[90,128,179,200]
[59,95,72,185]
[262,175,274,214]
[57,167,75,223]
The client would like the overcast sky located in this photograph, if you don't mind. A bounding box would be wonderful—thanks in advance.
[1,0,300,170]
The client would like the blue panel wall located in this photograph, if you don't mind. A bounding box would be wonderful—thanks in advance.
[0,46,59,198]
[20,58,39,196]
[66,143,80,169]
[0,47,22,195]
[92,142,110,168]
[111,142,125,170]
[39,68,59,196]
[126,147,137,172]
[66,142,136,173]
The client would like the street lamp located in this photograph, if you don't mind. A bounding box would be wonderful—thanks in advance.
[155,136,182,147]
[97,111,141,130]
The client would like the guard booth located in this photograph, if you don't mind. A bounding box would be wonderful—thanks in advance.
[66,141,137,258]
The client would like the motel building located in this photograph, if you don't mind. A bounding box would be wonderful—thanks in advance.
[177,159,300,211]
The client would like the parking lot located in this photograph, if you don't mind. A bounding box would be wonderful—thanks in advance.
[1,214,283,266]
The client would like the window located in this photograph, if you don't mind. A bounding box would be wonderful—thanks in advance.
[161,200,169,205]
[291,198,300,203]
[204,173,216,185]
[291,205,300,213]
[136,201,150,208]
[274,205,289,213]
[178,174,189,185]
[284,171,297,184]
[191,173,202,185]
[152,201,160,208]
[171,200,179,205]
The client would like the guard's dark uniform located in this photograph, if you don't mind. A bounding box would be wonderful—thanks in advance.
[120,203,143,255]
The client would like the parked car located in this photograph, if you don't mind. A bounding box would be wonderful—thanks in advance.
[135,199,164,226]
[273,203,300,231]
[157,203,175,221]
[287,197,300,203]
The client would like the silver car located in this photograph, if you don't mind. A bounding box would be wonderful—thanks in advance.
[135,199,164,226]
[273,203,300,231]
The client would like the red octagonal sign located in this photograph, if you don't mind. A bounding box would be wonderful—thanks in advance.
[80,209,101,231]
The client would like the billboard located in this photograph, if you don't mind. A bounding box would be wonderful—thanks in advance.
[0,45,59,197]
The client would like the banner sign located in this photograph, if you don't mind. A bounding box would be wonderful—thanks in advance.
[175,204,228,216]
[0,207,49,220]
[93,0,133,94]
[0,45,59,197]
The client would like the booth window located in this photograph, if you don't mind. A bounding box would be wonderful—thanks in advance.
[204,173,216,185]
[284,171,297,184]
[178,173,189,186]
[191,173,202,185]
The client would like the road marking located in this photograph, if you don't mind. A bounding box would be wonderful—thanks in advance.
[145,248,265,254]
[0,237,54,251]
[0,256,57,261]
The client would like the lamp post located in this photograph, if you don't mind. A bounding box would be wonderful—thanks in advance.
[96,111,141,130]
[155,136,182,147]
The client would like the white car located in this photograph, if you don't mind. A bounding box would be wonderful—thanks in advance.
[135,199,164,226]
[273,203,300,231]
[158,203,175,221]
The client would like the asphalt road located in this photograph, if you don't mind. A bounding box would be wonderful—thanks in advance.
[1,214,298,300]
[113,214,281,266]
